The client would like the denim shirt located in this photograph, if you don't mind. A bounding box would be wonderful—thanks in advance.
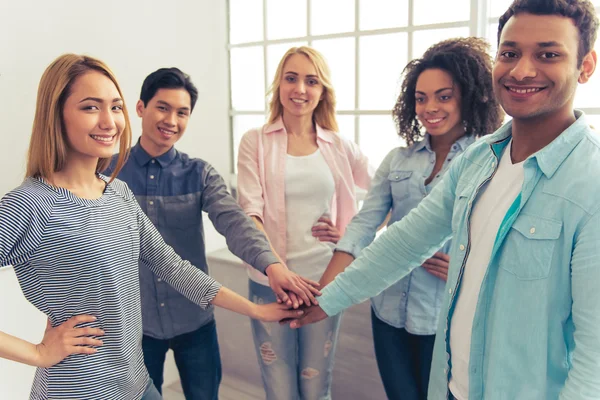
[337,134,475,334]
[319,112,600,399]
[108,142,278,340]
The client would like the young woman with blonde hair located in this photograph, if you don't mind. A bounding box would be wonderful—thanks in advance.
[237,46,373,400]
[0,53,301,400]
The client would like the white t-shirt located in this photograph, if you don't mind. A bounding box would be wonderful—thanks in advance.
[449,141,525,400]
[249,149,336,284]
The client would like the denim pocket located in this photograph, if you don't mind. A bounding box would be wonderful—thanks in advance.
[500,214,562,280]
[388,170,412,202]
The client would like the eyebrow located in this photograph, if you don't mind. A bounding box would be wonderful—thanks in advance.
[284,71,319,79]
[78,97,122,103]
[500,40,564,48]
[156,100,190,111]
[415,87,454,95]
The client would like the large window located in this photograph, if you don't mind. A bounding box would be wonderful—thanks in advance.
[228,0,600,171]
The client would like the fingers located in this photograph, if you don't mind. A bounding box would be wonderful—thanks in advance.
[70,346,99,355]
[274,288,290,305]
[71,336,104,347]
[73,327,105,337]
[288,292,301,309]
[65,315,97,329]
[299,277,320,288]
[423,256,449,269]
[423,266,448,281]
[317,216,334,226]
[433,252,450,262]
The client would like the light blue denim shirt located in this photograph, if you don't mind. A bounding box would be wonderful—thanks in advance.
[336,133,475,334]
[319,112,600,399]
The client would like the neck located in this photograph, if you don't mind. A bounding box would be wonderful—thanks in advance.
[282,112,315,137]
[429,126,466,155]
[139,134,170,158]
[51,153,99,189]
[510,108,576,163]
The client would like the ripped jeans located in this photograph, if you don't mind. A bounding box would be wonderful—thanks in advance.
[249,280,342,400]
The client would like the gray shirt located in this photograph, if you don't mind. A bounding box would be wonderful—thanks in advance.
[109,142,278,339]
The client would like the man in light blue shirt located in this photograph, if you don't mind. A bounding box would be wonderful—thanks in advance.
[289,0,600,398]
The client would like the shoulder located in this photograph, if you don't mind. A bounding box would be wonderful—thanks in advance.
[104,177,136,201]
[1,178,59,215]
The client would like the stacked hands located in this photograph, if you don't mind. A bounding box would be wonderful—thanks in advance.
[35,217,448,366]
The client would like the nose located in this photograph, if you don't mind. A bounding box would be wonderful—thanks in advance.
[164,111,177,127]
[294,80,306,94]
[98,108,116,131]
[510,56,537,81]
[425,100,439,114]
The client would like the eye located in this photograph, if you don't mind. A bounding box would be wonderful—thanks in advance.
[500,51,518,59]
[112,105,123,112]
[415,97,425,103]
[307,78,319,85]
[439,95,452,101]
[157,106,167,111]
[540,52,559,59]
[178,111,189,117]
[82,105,99,111]
[285,75,296,83]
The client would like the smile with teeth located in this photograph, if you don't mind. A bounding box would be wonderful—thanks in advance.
[90,135,115,142]
[291,98,307,104]
[426,117,445,124]
[507,86,544,94]
[159,127,176,135]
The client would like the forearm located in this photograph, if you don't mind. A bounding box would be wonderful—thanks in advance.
[210,286,257,319]
[251,216,284,268]
[0,330,39,367]
[319,251,355,288]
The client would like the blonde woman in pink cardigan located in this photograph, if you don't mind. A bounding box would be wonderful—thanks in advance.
[237,46,373,400]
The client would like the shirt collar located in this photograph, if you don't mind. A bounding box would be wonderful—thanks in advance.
[485,110,590,179]
[264,116,335,143]
[412,133,476,154]
[131,139,178,168]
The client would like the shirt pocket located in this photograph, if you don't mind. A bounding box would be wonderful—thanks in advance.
[161,195,201,230]
[500,214,562,280]
[452,182,473,233]
[388,170,412,202]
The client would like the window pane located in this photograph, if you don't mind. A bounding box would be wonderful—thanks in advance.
[359,0,408,30]
[358,116,404,168]
[412,27,470,59]
[233,115,267,172]
[487,22,499,57]
[266,42,308,88]
[229,0,263,44]
[489,0,513,17]
[336,114,356,142]
[359,33,408,110]
[266,0,307,40]
[413,0,470,26]
[312,38,356,111]
[230,46,265,111]
[311,0,355,35]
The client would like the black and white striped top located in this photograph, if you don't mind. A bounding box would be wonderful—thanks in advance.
[0,176,222,399]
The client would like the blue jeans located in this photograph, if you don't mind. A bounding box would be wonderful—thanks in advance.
[371,308,435,400]
[142,319,222,400]
[249,280,342,400]
[141,379,162,399]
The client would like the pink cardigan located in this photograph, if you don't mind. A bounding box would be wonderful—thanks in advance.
[237,117,373,282]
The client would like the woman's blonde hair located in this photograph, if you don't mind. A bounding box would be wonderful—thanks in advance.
[26,54,131,181]
[267,46,339,132]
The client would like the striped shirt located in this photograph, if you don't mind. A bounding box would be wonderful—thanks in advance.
[0,175,222,399]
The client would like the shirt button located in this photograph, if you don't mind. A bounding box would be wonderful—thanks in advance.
[459,244,465,251]
[150,175,155,179]
[444,368,449,375]
[160,303,165,307]
[395,175,399,179]
[530,227,536,234]
[149,201,154,206]
[151,160,156,164]
[402,292,407,297]
[157,278,162,282]
[449,288,453,294]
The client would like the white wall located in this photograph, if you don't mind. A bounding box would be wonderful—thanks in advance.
[0,1,230,397]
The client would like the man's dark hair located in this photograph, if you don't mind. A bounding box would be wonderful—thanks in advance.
[393,37,504,146]
[139,67,199,111]
[498,0,599,67]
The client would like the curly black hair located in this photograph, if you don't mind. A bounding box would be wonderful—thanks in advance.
[393,37,504,146]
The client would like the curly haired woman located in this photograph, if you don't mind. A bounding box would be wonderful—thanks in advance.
[317,37,503,400]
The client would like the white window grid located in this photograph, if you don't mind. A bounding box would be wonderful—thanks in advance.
[227,0,600,172]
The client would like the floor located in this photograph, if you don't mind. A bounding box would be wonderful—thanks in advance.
[162,248,387,400]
